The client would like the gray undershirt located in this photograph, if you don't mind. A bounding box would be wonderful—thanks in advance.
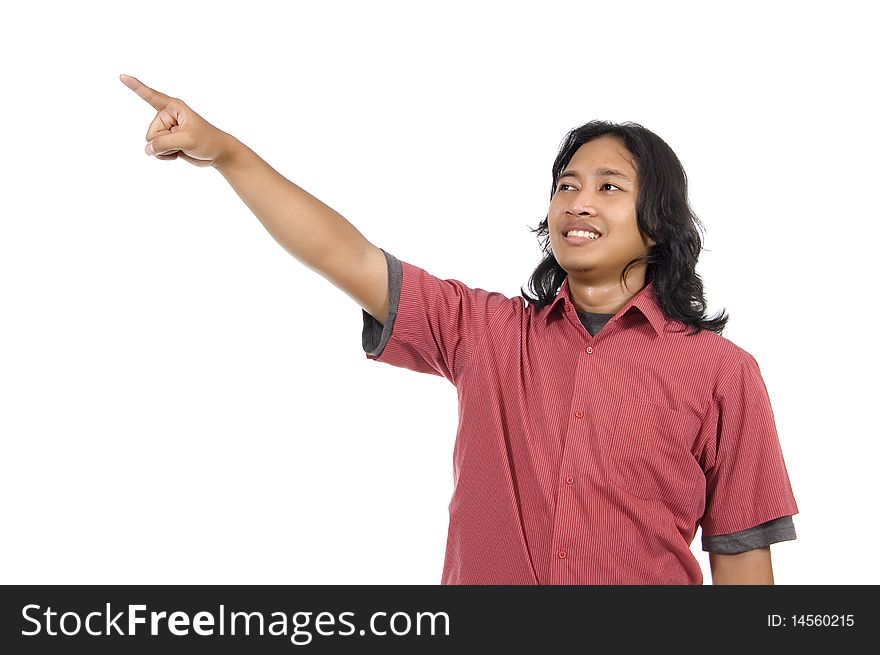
[361,249,797,555]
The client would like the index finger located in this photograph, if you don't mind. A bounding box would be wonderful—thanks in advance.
[119,73,173,110]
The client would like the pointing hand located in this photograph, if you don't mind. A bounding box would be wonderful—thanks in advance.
[120,74,232,167]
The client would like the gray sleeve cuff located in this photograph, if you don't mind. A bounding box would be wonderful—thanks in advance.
[702,515,797,554]
[361,248,402,358]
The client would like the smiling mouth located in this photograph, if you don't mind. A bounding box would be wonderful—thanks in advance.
[563,232,602,245]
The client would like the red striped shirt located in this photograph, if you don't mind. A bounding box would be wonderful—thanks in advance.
[365,258,798,584]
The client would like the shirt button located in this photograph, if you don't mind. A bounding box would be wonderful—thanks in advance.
[586,346,593,354]
[565,476,574,484]
[558,550,567,559]
[575,410,584,418]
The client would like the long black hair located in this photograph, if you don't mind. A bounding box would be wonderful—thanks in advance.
[521,120,728,336]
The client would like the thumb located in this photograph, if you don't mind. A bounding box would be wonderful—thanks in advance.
[146,128,188,156]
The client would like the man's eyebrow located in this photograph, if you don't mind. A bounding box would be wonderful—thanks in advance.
[559,167,633,182]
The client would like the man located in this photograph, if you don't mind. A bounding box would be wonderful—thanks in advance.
[360,125,798,584]
[122,73,797,584]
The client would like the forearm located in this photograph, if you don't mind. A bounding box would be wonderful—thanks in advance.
[212,136,374,276]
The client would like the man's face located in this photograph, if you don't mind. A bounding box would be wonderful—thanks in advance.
[548,135,655,285]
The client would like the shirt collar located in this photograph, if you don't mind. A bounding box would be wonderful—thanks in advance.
[544,277,667,336]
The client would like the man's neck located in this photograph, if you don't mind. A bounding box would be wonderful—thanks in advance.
[567,273,646,315]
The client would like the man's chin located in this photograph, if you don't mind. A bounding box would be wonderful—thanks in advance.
[556,258,599,275]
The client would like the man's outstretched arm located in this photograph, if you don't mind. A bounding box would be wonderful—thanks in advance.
[121,73,390,325]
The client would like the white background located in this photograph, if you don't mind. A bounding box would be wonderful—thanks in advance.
[1,0,876,585]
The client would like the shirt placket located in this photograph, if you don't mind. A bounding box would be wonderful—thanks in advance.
[547,301,600,584]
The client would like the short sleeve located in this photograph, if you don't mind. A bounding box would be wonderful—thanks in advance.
[361,251,511,386]
[702,515,797,554]
[362,249,403,359]
[699,351,799,537]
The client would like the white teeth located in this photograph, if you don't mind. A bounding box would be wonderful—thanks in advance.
[566,229,600,239]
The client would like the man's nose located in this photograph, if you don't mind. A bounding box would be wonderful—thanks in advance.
[566,191,597,215]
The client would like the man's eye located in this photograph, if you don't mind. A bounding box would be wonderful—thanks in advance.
[557,182,621,192]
